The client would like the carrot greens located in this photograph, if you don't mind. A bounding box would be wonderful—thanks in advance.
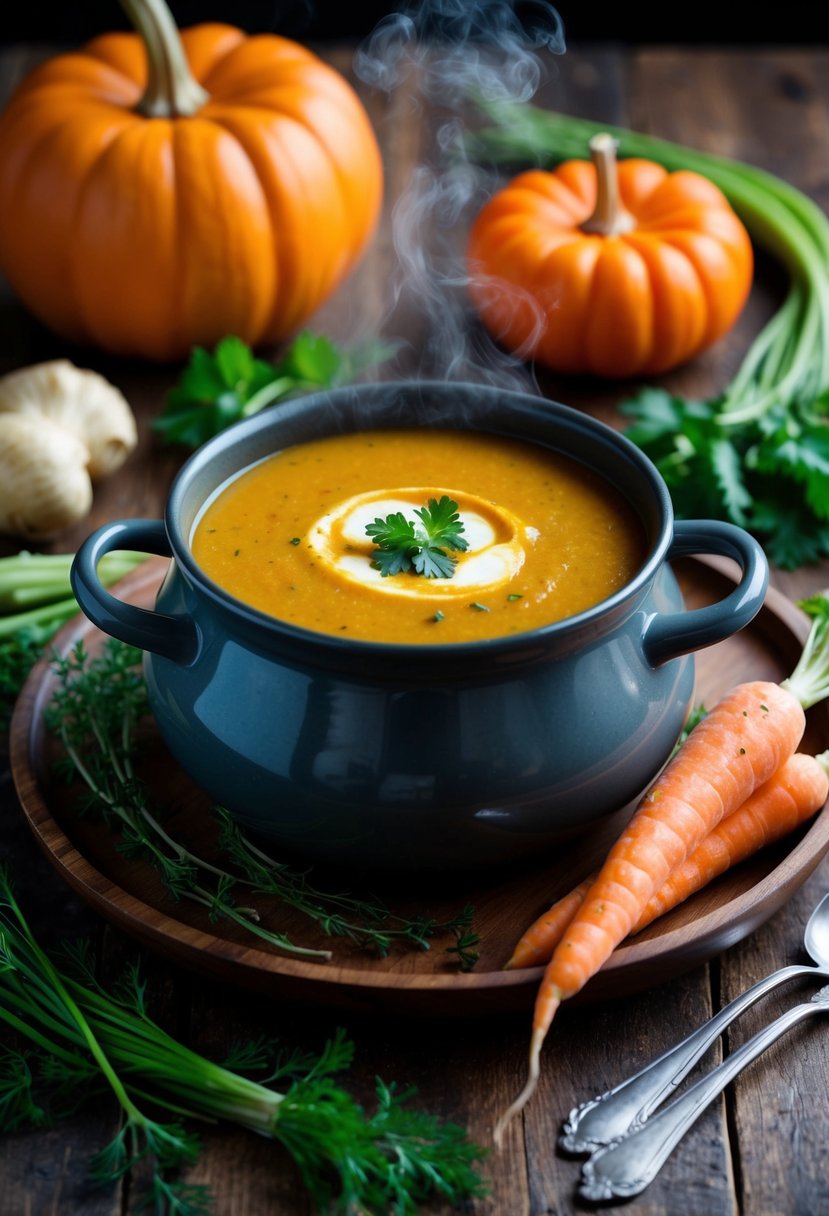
[495,581,829,1136]
[495,677,808,1141]
[782,592,829,709]
[0,871,487,1214]
[366,495,468,578]
[48,639,476,963]
[465,102,829,568]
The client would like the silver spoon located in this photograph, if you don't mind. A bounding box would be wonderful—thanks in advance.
[578,984,829,1201]
[560,888,829,1154]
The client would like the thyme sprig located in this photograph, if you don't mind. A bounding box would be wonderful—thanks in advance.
[214,806,477,959]
[47,640,477,964]
[0,871,488,1214]
[47,642,329,962]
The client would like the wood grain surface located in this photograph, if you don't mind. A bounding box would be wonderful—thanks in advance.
[1,37,829,1216]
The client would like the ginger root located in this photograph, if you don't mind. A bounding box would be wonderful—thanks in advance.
[0,414,93,540]
[0,359,138,540]
[0,359,137,479]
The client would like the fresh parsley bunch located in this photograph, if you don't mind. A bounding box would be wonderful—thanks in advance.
[366,496,469,578]
[622,389,829,570]
[153,332,395,449]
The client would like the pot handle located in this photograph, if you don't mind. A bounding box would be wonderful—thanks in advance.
[71,519,201,666]
[642,519,768,667]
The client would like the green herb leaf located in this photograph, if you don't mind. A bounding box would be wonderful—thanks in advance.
[367,496,468,579]
[0,1048,48,1132]
[621,389,829,569]
[412,546,457,579]
[750,499,829,569]
[0,632,45,733]
[366,511,417,563]
[153,332,395,449]
[277,331,343,384]
[798,593,829,624]
[752,413,829,520]
[620,387,696,446]
[153,336,277,448]
[709,436,753,526]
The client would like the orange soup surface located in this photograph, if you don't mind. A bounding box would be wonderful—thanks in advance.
[191,429,647,644]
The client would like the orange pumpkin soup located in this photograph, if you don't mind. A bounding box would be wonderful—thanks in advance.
[191,429,646,643]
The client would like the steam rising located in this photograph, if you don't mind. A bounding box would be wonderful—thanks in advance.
[355,1,564,103]
[354,1,565,387]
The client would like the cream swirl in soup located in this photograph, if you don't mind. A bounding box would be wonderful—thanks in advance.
[308,488,531,599]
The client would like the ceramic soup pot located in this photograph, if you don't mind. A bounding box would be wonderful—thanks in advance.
[72,382,768,872]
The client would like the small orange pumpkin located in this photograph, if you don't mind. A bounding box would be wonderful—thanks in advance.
[0,0,383,361]
[467,134,753,378]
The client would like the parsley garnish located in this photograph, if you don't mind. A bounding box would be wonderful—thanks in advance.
[366,496,468,579]
[621,389,829,570]
[153,332,396,449]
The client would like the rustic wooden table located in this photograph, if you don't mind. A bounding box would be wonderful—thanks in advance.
[1,34,829,1216]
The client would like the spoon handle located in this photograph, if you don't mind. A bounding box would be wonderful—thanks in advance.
[578,996,825,1201]
[560,962,816,1153]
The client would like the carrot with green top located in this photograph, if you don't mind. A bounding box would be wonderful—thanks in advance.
[494,679,805,1143]
[495,591,829,1143]
[506,749,829,969]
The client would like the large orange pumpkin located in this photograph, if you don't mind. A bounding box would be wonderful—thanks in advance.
[0,0,383,361]
[468,134,753,378]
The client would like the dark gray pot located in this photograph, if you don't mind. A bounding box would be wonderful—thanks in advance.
[72,382,768,872]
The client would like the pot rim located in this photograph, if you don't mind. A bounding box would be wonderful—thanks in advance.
[165,379,674,659]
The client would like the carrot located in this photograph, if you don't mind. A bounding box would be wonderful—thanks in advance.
[494,678,806,1143]
[505,749,829,969]
[505,875,596,970]
[633,749,829,931]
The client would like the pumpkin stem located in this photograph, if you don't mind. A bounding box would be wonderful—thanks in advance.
[581,133,635,237]
[119,0,209,117]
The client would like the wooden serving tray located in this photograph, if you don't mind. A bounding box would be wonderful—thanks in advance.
[10,556,829,1016]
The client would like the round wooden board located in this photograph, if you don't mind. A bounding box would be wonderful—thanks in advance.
[10,556,829,1016]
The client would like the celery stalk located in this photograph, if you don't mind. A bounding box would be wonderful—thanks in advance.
[0,550,145,634]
